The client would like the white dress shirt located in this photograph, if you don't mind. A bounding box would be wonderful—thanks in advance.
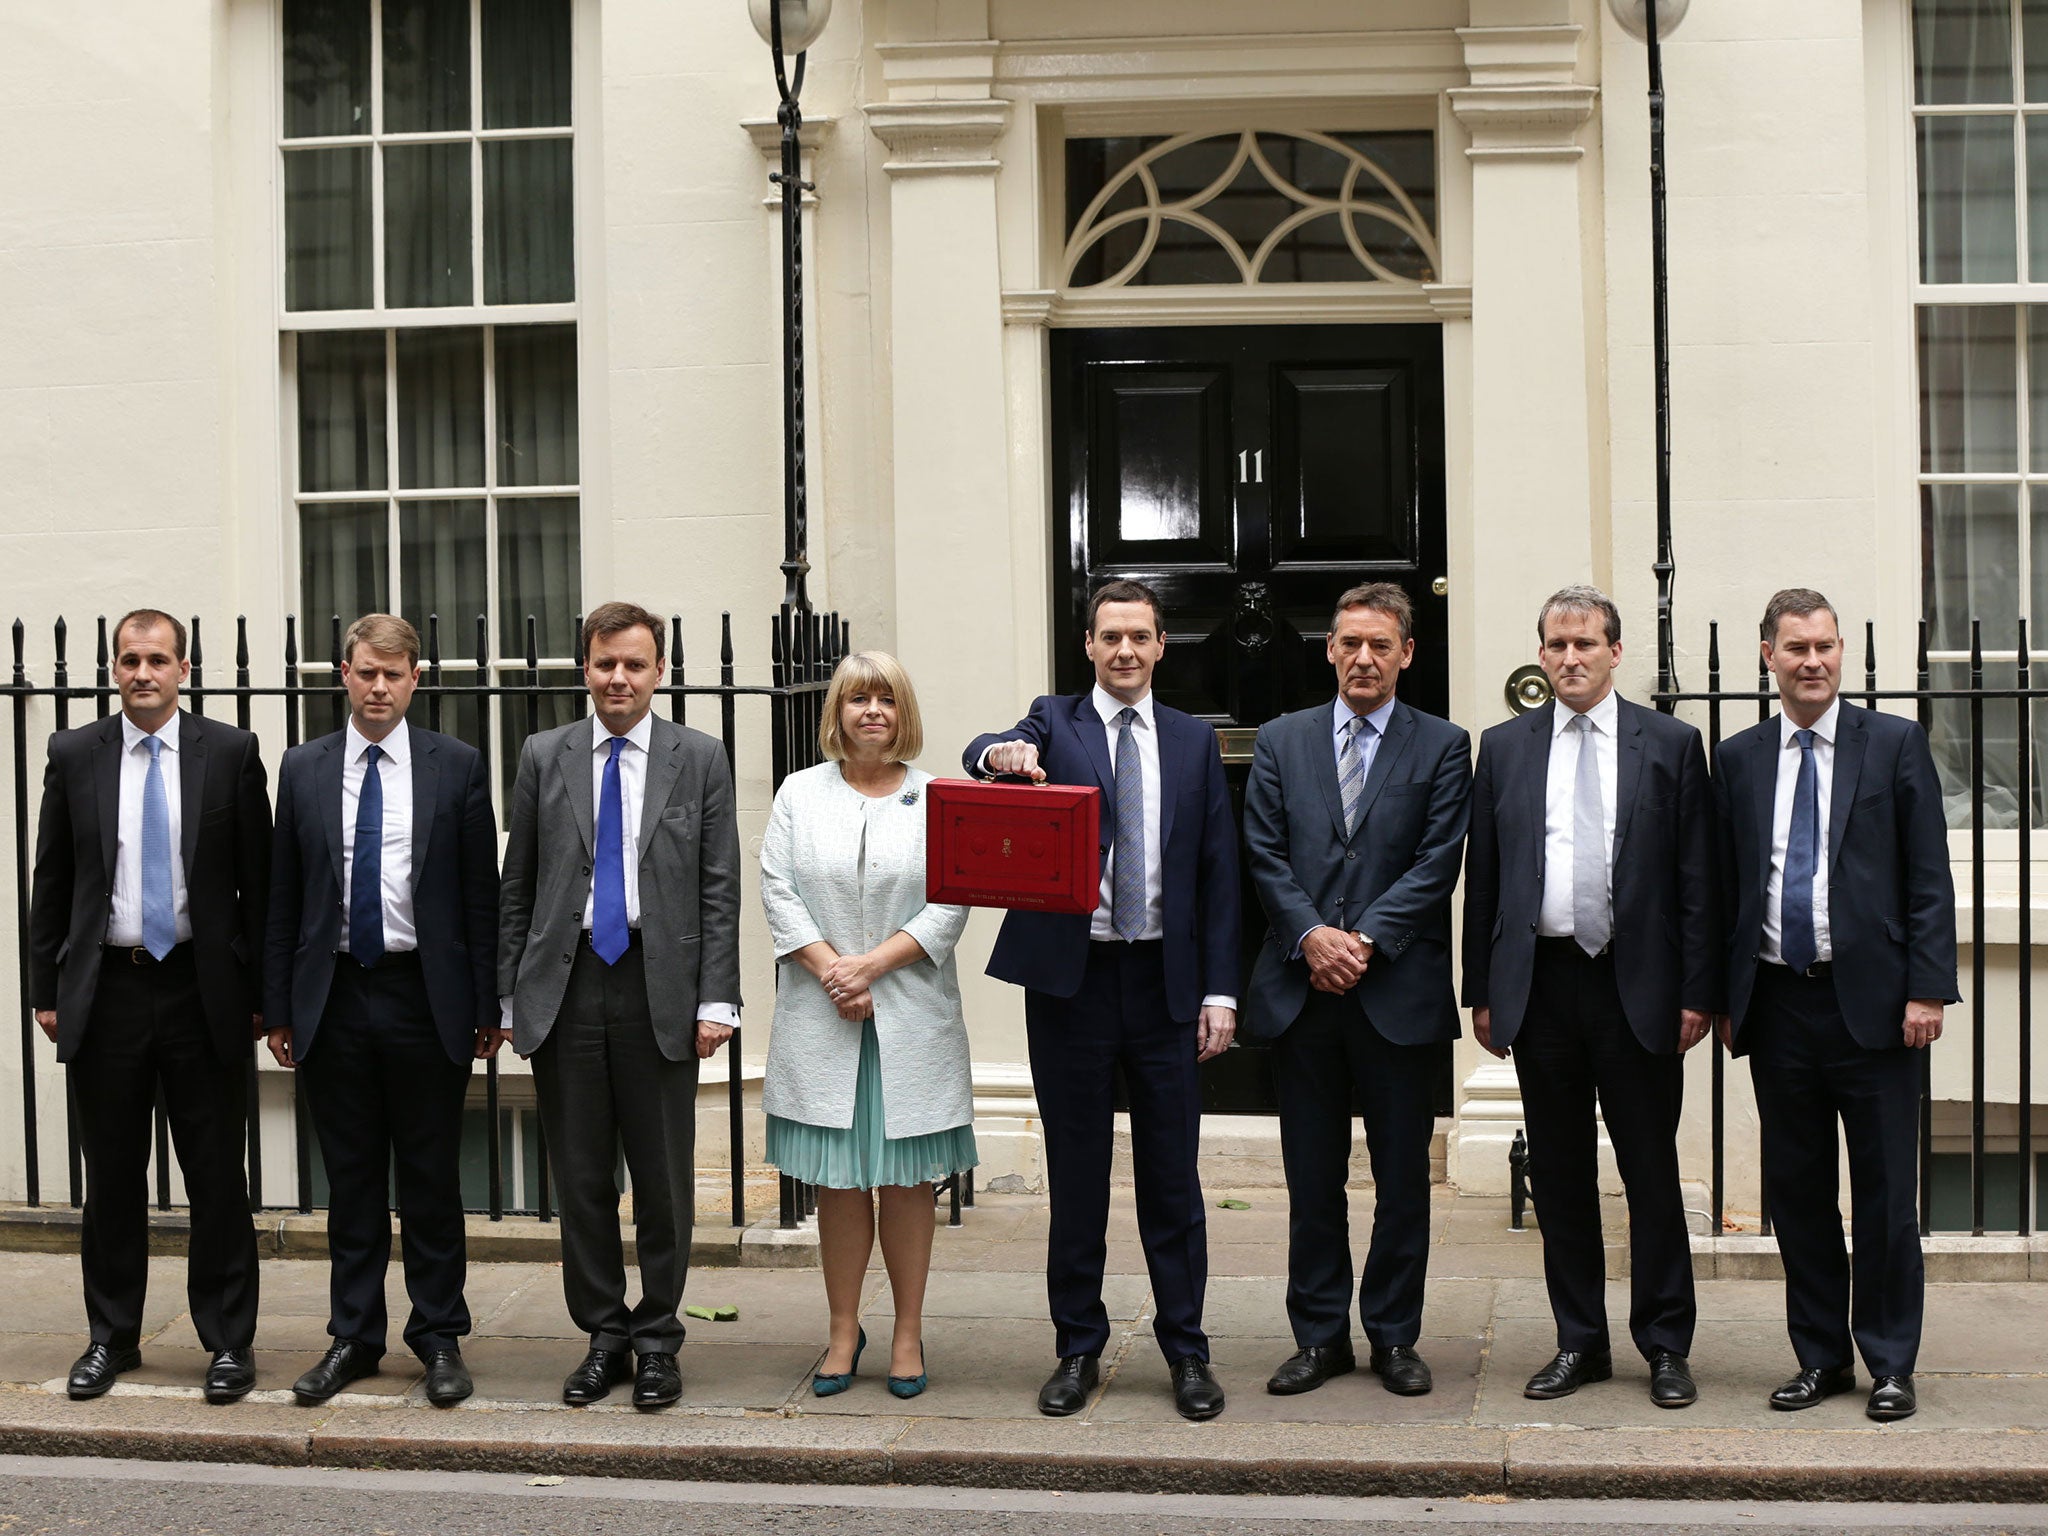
[1537,689,1620,940]
[339,718,415,954]
[1761,697,1838,966]
[579,713,739,1027]
[107,712,191,947]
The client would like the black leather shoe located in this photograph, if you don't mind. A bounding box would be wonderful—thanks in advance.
[66,1343,140,1400]
[1523,1348,1613,1400]
[1648,1350,1696,1408]
[1867,1374,1917,1422]
[633,1351,682,1409]
[203,1348,256,1405]
[1369,1344,1433,1397]
[1036,1353,1100,1416]
[1170,1355,1225,1421]
[561,1347,632,1406]
[422,1349,472,1407]
[1770,1364,1855,1411]
[1266,1342,1356,1396]
[292,1340,382,1405]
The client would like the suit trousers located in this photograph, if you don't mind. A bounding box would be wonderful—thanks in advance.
[1273,989,1438,1351]
[1025,939,1208,1363]
[1748,963,1924,1378]
[300,953,472,1359]
[532,937,699,1355]
[1514,939,1695,1360]
[71,945,259,1352]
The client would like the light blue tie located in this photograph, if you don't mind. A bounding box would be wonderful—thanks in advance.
[1569,712,1610,958]
[1111,707,1146,941]
[1338,714,1370,837]
[140,736,174,961]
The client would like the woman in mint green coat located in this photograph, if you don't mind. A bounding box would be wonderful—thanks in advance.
[760,651,976,1400]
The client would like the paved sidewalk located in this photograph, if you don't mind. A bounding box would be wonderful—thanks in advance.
[0,1190,2044,1501]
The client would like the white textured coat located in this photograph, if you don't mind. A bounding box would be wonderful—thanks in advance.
[759,763,972,1137]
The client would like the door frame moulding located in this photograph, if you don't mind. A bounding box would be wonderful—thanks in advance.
[1004,284,1473,329]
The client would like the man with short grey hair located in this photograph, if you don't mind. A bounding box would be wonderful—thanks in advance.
[1462,585,1717,1409]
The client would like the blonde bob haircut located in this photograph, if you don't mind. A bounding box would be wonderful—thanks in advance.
[819,651,923,764]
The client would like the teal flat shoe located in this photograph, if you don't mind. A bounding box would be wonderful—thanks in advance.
[812,1328,866,1398]
[888,1343,927,1400]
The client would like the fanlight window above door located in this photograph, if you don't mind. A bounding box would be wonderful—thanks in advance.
[1063,130,1438,289]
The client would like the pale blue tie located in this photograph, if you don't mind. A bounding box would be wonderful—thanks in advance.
[1111,707,1146,941]
[1338,714,1370,837]
[1569,712,1610,957]
[140,736,174,960]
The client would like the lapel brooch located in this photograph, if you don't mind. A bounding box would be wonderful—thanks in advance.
[900,786,920,807]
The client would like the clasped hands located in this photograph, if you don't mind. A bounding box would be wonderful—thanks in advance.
[1302,926,1371,994]
[817,951,878,1022]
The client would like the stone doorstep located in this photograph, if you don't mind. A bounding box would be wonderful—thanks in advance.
[0,1397,2044,1501]
[0,1206,821,1269]
[1693,1232,2048,1283]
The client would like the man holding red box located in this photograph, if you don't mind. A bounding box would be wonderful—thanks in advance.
[965,579,1240,1422]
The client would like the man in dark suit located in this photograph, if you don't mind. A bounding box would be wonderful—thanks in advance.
[964,578,1239,1422]
[500,601,742,1410]
[29,608,269,1404]
[265,614,501,1408]
[1461,585,1715,1408]
[1242,583,1470,1399]
[1712,588,1954,1423]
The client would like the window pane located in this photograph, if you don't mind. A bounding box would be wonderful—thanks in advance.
[1915,0,2017,105]
[1928,660,2026,826]
[300,501,390,636]
[397,328,484,488]
[1919,305,2018,472]
[495,324,578,485]
[385,143,474,308]
[1923,481,2020,652]
[384,0,469,133]
[496,496,580,658]
[284,147,373,311]
[1917,116,2018,282]
[297,331,388,492]
[284,0,369,137]
[400,498,487,637]
[484,139,575,303]
[499,667,583,801]
[2028,0,2048,99]
[482,0,572,128]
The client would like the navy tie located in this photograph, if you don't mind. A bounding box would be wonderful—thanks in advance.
[349,743,386,966]
[1781,727,1820,975]
[592,736,630,965]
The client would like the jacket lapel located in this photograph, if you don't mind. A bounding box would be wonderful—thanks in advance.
[639,719,686,865]
[317,733,346,882]
[1072,694,1118,809]
[1312,705,1349,844]
[409,730,439,887]
[92,717,121,885]
[1610,700,1645,862]
[178,712,206,874]
[562,724,595,858]
[1827,702,1867,873]
[1519,704,1554,864]
[1752,717,1779,876]
[1349,700,1414,838]
[1156,706,1182,854]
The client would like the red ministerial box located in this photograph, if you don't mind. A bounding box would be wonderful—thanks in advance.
[925,778,1102,914]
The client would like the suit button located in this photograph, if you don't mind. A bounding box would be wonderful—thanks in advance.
[582,866,591,877]
[562,953,572,965]
[1345,851,1356,860]
[1529,922,1537,932]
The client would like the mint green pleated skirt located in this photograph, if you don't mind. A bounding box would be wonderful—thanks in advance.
[765,1020,979,1191]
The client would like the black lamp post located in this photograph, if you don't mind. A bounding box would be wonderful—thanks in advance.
[1608,0,1689,692]
[750,0,832,614]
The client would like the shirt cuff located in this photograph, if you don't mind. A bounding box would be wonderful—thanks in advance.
[1201,995,1237,1013]
[698,1002,741,1028]
[1291,925,1317,960]
[975,744,996,777]
[498,997,513,1029]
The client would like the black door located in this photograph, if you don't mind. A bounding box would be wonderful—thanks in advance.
[1051,324,1450,1113]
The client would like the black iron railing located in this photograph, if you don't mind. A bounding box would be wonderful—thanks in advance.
[6,604,846,1227]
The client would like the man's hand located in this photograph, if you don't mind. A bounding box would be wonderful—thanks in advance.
[1904,999,1945,1050]
[1678,1008,1710,1052]
[265,1026,295,1069]
[984,742,1047,783]
[1714,1013,1734,1051]
[1196,1004,1236,1062]
[474,1027,512,1060]
[33,1010,55,1044]
[1302,926,1368,994]
[696,1018,736,1059]
[1472,1006,1506,1059]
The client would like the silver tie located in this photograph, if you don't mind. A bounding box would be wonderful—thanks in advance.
[1569,711,1610,957]
[1338,715,1369,837]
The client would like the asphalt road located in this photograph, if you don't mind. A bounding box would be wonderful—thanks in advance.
[1,1458,2045,1536]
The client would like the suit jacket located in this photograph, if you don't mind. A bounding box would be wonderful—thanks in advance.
[264,725,500,1066]
[1713,700,1959,1052]
[1460,696,1720,1054]
[1241,698,1471,1045]
[28,710,271,1065]
[498,713,742,1061]
[963,692,1240,1023]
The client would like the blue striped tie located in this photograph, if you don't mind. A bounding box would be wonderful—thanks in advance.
[139,736,174,961]
[1782,728,1820,974]
[1338,715,1368,837]
[1111,707,1146,941]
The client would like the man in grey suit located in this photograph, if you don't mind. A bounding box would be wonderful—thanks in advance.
[499,601,742,1410]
